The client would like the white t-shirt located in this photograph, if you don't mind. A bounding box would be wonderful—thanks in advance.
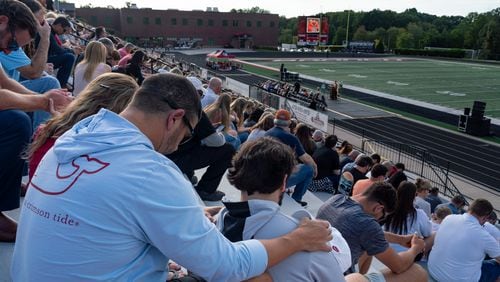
[73,63,111,96]
[484,222,500,243]
[428,213,500,282]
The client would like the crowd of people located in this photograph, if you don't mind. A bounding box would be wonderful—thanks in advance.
[1,0,499,281]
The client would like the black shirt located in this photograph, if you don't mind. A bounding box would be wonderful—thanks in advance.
[167,112,215,158]
[313,146,339,179]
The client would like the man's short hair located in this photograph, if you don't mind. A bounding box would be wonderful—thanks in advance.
[370,153,381,164]
[0,0,38,38]
[18,0,43,14]
[469,199,493,217]
[227,137,295,196]
[451,195,466,206]
[129,73,201,122]
[395,162,405,170]
[324,134,338,148]
[434,205,452,220]
[362,182,397,214]
[370,164,388,178]
[356,155,374,168]
[52,16,71,28]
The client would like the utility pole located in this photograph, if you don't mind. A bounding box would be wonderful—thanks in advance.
[345,10,350,48]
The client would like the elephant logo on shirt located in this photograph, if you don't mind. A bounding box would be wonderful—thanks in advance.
[31,155,109,195]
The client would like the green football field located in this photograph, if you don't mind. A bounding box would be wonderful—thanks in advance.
[255,58,500,118]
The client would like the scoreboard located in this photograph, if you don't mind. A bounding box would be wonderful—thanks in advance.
[298,16,328,46]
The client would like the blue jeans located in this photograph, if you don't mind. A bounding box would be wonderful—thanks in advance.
[47,52,75,87]
[286,164,314,202]
[0,110,32,211]
[480,259,500,282]
[21,76,61,131]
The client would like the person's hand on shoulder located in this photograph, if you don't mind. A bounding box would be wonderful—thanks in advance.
[289,218,333,252]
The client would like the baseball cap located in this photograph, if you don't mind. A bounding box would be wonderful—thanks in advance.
[312,129,324,141]
[275,109,291,121]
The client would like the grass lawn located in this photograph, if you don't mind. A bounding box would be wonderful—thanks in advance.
[253,58,500,118]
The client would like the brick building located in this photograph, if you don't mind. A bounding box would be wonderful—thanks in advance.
[75,8,280,48]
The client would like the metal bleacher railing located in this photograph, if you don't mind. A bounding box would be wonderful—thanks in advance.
[360,138,469,205]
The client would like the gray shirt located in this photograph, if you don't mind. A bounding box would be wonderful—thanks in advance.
[218,200,346,282]
[317,195,388,266]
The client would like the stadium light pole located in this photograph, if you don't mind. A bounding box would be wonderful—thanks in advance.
[345,10,350,48]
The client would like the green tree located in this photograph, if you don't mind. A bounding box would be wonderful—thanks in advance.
[396,31,415,48]
[334,27,347,45]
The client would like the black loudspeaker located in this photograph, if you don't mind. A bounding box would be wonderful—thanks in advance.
[458,115,468,132]
[466,117,491,136]
[464,107,470,116]
[471,101,486,119]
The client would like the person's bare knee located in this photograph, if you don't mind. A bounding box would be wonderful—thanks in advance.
[345,273,369,282]
[381,263,428,282]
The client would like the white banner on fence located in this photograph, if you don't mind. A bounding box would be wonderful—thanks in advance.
[225,77,250,97]
[279,98,328,132]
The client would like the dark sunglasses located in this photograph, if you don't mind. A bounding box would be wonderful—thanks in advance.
[161,97,201,144]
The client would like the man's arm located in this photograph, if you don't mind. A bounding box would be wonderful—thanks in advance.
[375,235,425,274]
[0,88,48,111]
[17,20,51,79]
[298,153,318,178]
[384,232,412,247]
[0,66,37,94]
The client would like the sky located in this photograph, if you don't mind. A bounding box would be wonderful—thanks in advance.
[69,0,499,18]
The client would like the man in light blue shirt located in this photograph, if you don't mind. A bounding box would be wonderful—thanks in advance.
[12,73,333,281]
[201,77,222,108]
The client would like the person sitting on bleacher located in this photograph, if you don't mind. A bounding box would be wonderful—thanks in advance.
[36,16,76,89]
[0,0,61,130]
[310,134,340,194]
[217,137,360,282]
[435,194,466,215]
[201,77,222,108]
[425,187,444,213]
[338,155,373,196]
[387,162,407,190]
[12,73,334,281]
[352,164,388,196]
[265,109,317,207]
[317,182,428,282]
[414,178,432,219]
[247,112,274,142]
[384,181,433,254]
[428,199,500,282]
[72,41,111,96]
[166,77,234,202]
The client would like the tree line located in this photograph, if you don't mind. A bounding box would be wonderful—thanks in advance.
[278,8,500,60]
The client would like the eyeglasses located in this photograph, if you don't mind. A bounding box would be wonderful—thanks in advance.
[161,97,201,144]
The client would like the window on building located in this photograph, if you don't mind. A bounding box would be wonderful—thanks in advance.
[197,19,203,26]
[171,18,177,25]
[182,18,188,26]
[222,19,228,27]
[143,17,149,25]
[232,20,238,27]
[270,21,275,27]
[257,21,262,27]
[155,17,161,25]
[90,15,97,24]
[208,19,214,26]
[104,17,112,26]
[246,20,252,27]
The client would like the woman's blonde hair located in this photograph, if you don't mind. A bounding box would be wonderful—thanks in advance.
[251,112,274,131]
[230,97,248,127]
[79,41,108,81]
[205,93,232,132]
[415,178,432,192]
[26,73,139,159]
